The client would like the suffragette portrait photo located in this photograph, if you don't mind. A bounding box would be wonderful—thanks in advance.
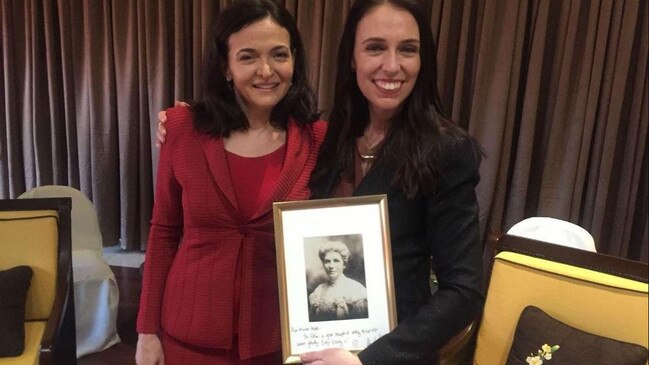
[304,234,368,322]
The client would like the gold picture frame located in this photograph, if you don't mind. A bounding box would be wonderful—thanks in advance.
[273,194,397,364]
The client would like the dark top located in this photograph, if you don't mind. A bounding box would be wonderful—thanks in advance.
[312,133,484,365]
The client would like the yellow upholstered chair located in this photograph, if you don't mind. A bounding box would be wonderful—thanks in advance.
[473,234,648,365]
[19,185,120,357]
[0,198,76,365]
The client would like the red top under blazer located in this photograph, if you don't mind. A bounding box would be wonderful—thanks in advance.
[137,107,327,359]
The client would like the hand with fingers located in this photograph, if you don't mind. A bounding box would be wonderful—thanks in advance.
[135,333,165,365]
[300,348,362,365]
[156,100,189,147]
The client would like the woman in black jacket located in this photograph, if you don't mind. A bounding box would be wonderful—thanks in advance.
[304,0,484,364]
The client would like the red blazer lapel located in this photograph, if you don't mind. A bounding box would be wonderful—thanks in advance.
[250,119,312,220]
[198,133,238,210]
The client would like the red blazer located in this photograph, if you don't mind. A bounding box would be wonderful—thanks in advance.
[137,107,326,359]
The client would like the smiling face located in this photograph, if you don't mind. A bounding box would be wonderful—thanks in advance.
[225,17,294,119]
[323,251,345,282]
[352,3,421,120]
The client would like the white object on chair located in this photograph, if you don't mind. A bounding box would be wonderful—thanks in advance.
[507,217,597,252]
[19,185,121,357]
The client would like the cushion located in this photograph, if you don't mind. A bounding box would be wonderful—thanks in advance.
[506,306,648,365]
[0,266,33,357]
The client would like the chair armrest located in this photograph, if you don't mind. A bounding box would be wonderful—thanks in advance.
[39,200,77,365]
[39,269,74,364]
[439,322,475,363]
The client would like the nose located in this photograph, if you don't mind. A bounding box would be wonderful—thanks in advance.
[382,51,400,75]
[257,59,274,78]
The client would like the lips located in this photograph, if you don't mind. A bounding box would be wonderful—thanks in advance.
[253,82,280,90]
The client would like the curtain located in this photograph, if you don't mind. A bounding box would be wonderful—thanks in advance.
[463,0,648,261]
[1,0,646,262]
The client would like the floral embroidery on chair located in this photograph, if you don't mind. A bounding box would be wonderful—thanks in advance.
[525,344,560,364]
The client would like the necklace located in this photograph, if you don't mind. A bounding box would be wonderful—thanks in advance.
[358,135,377,160]
[248,122,273,133]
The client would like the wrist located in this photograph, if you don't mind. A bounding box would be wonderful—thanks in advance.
[138,333,158,339]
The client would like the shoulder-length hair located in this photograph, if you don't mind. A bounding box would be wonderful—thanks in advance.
[310,0,474,199]
[193,0,318,136]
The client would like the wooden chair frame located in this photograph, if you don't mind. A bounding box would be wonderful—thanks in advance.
[494,233,647,283]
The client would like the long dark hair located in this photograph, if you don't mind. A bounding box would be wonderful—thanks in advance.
[193,0,318,136]
[310,0,472,198]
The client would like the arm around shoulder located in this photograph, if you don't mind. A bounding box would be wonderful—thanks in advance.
[311,120,328,144]
[164,106,195,134]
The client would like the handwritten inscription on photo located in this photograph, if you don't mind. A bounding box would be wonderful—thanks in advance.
[291,325,381,351]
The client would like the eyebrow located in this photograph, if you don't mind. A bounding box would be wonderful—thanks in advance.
[361,37,420,45]
[235,45,290,55]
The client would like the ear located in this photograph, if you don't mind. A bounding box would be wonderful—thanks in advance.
[351,57,356,71]
[224,67,232,81]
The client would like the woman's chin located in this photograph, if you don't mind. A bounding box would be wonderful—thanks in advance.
[327,274,340,282]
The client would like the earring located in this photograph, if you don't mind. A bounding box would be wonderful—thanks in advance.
[226,77,233,90]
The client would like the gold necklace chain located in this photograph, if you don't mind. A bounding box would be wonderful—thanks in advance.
[359,135,378,160]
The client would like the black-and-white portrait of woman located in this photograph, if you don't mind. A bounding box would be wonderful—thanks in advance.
[304,234,368,322]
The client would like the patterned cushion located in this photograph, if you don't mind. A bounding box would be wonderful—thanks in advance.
[506,306,648,365]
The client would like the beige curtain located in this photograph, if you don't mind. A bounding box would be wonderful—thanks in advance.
[1,0,646,262]
[464,0,648,261]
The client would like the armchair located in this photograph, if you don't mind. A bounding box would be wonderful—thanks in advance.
[473,234,648,364]
[18,185,120,357]
[0,198,76,365]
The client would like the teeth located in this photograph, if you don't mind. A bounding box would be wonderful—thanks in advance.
[254,84,277,89]
[375,80,401,91]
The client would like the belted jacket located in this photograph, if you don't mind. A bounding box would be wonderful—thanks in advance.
[137,107,326,359]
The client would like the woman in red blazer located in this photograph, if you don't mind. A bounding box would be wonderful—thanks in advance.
[136,1,325,364]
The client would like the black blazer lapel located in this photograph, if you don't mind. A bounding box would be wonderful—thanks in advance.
[353,158,397,197]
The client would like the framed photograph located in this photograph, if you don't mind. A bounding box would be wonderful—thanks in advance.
[273,194,397,364]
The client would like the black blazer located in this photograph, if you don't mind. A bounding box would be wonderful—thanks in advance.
[313,134,484,365]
